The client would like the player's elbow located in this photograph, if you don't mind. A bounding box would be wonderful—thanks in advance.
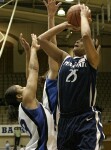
[37,35,44,43]
[38,35,48,44]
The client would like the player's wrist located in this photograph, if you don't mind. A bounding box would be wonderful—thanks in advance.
[63,21,70,29]
[48,12,56,17]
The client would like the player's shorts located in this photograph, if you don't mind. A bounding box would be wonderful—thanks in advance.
[57,107,105,150]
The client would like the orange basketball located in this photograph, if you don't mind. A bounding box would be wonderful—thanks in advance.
[66,4,81,27]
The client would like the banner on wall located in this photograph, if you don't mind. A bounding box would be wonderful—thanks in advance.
[0,125,27,136]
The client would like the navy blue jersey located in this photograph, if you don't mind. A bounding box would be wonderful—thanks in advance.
[58,55,97,114]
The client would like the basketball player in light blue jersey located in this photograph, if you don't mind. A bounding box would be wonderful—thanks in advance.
[5,34,58,150]
[38,4,105,150]
[42,0,61,128]
[5,0,61,149]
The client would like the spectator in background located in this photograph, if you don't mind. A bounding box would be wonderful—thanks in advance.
[14,127,21,146]
[5,140,10,150]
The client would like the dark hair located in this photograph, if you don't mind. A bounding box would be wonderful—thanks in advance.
[8,105,18,121]
[4,85,20,121]
[4,85,20,107]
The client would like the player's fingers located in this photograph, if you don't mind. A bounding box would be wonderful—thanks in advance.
[80,4,84,11]
[43,0,47,7]
[19,33,23,39]
[92,38,95,44]
[96,39,99,46]
[57,2,62,7]
[97,45,101,53]
[89,9,91,14]
[84,4,88,9]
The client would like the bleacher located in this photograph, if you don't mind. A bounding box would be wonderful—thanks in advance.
[96,72,111,123]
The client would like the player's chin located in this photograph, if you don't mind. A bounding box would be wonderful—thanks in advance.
[73,48,79,54]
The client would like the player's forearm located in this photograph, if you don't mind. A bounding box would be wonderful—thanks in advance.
[81,16,99,68]
[23,48,39,104]
[29,48,39,72]
[48,13,58,77]
[38,22,68,41]
[26,55,30,79]
[48,57,59,79]
[48,15,57,45]
[48,15,55,30]
[81,16,91,38]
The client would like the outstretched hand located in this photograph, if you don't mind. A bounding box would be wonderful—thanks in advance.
[19,33,30,54]
[93,38,101,54]
[31,34,40,51]
[43,0,62,16]
[80,4,92,23]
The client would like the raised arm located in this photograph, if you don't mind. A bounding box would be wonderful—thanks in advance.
[38,21,70,65]
[44,0,61,79]
[22,34,40,107]
[80,4,100,69]
[19,33,30,79]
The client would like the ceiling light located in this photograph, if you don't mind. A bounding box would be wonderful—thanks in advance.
[57,8,65,16]
[65,0,74,2]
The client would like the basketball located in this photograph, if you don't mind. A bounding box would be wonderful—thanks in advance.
[67,4,92,28]
[66,4,81,27]
[66,4,81,28]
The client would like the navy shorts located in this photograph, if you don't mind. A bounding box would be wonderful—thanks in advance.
[57,109,105,150]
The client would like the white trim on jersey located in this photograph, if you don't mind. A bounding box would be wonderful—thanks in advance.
[93,88,97,106]
[90,83,93,107]
[94,110,101,150]
[89,83,97,107]
[92,108,105,150]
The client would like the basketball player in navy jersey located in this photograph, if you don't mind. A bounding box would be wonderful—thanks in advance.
[38,4,105,150]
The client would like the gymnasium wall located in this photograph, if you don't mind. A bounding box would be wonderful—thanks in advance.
[0,22,111,73]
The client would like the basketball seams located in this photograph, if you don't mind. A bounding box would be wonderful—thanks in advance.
[67,11,73,24]
[75,10,80,27]
[67,11,72,22]
[67,4,81,27]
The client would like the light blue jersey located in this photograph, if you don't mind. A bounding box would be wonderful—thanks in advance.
[19,103,57,150]
[42,78,59,129]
